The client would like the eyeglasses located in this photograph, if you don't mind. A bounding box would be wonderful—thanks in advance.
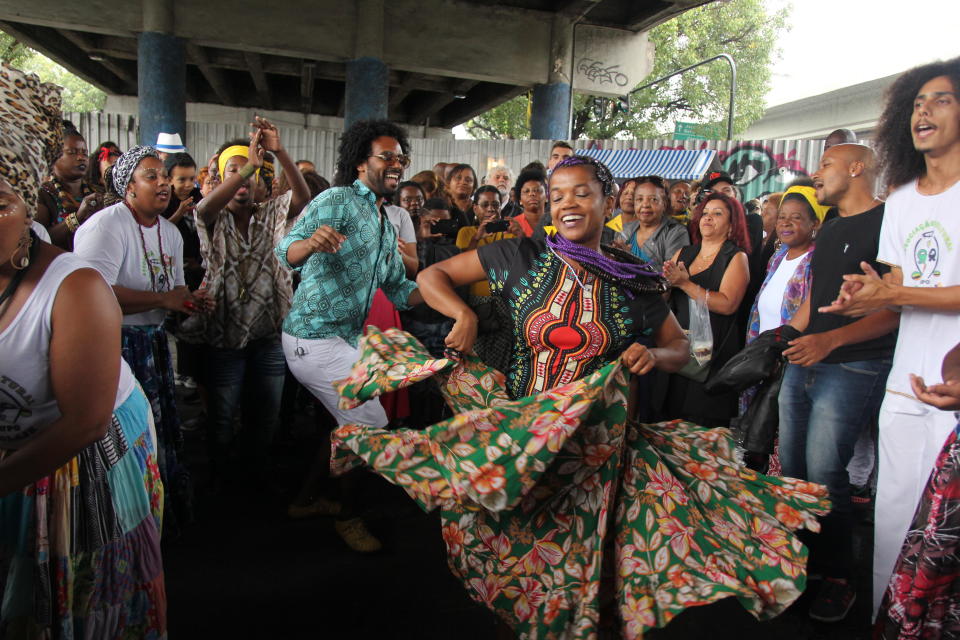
[369,152,411,168]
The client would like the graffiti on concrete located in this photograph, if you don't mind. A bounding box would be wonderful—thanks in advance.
[719,144,809,201]
[655,142,810,201]
[582,140,814,201]
[576,58,629,87]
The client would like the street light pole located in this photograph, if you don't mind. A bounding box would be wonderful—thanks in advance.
[629,53,737,140]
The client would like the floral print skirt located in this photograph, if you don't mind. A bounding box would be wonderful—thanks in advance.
[0,388,166,639]
[875,425,960,640]
[331,328,831,639]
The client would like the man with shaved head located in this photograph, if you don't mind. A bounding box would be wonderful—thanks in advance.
[824,128,858,150]
[777,142,900,622]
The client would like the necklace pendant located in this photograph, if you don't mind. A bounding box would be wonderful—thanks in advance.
[239,286,246,301]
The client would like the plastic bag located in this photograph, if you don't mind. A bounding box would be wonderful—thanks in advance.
[678,291,713,381]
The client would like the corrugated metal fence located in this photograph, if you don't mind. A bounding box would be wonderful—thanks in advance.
[68,112,827,201]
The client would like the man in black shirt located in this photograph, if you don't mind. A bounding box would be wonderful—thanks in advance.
[778,144,900,622]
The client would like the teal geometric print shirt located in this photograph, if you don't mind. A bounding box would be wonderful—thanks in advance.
[275,179,416,345]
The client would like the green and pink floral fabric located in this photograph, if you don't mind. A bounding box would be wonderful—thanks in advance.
[331,328,830,639]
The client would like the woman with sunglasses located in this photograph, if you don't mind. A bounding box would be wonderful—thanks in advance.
[329,155,829,639]
[617,175,690,271]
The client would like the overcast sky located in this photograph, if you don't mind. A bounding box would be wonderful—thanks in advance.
[765,0,959,106]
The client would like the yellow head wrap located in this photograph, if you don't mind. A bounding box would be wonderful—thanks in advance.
[780,185,830,222]
[218,145,259,181]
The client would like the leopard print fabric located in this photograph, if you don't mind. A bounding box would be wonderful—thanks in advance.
[0,63,63,215]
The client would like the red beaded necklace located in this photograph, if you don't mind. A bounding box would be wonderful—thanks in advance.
[125,202,171,292]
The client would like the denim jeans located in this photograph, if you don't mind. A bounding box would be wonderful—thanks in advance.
[778,358,891,578]
[206,336,286,474]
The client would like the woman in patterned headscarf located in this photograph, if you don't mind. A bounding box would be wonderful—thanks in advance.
[0,63,166,638]
[74,144,213,535]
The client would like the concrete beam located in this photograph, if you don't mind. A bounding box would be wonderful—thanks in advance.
[625,0,709,31]
[405,80,477,124]
[0,20,125,93]
[300,61,315,115]
[389,72,414,109]
[555,0,602,19]
[56,29,137,90]
[436,83,529,128]
[186,42,235,106]
[0,0,554,86]
[243,51,273,111]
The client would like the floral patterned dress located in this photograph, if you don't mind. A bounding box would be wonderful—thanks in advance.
[329,238,830,638]
[875,424,960,639]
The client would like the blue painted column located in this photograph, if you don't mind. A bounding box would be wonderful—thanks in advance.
[138,0,185,148]
[344,57,389,128]
[531,82,572,140]
[138,32,186,148]
[531,14,573,140]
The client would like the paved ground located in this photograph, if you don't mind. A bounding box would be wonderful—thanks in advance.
[162,388,876,639]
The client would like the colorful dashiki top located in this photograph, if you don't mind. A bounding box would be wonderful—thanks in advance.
[477,236,669,399]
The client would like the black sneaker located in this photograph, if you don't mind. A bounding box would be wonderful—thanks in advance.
[809,578,856,622]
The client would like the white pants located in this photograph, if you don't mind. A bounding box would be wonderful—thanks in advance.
[872,393,956,614]
[281,333,388,428]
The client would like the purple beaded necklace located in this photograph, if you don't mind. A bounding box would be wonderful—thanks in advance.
[546,231,659,280]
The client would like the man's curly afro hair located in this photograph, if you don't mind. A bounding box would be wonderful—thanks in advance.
[334,119,411,187]
[876,57,960,190]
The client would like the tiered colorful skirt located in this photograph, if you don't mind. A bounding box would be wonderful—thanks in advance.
[0,388,166,638]
[329,328,831,639]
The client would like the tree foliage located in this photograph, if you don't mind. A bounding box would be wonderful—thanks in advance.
[0,32,106,112]
[465,0,790,140]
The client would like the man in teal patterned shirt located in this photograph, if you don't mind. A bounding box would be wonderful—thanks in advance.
[276,119,422,552]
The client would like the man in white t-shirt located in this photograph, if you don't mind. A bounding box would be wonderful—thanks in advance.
[818,59,960,614]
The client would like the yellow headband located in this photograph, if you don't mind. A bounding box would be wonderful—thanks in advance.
[781,185,830,222]
[218,145,259,180]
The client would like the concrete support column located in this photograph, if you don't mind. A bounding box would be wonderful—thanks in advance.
[138,0,186,148]
[345,58,389,128]
[531,14,573,140]
[344,0,388,129]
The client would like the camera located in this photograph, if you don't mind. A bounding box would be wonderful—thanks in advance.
[484,219,510,233]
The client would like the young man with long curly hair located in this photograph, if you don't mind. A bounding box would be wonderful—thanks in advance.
[818,56,960,619]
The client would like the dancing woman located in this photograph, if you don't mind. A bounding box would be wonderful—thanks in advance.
[331,156,830,639]
[0,63,165,638]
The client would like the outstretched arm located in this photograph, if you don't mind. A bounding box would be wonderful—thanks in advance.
[820,263,960,316]
[416,250,487,352]
[253,116,311,219]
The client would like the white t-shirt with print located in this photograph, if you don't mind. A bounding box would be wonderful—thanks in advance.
[877,179,960,407]
[74,202,185,326]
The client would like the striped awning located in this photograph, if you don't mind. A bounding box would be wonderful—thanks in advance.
[576,148,716,180]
